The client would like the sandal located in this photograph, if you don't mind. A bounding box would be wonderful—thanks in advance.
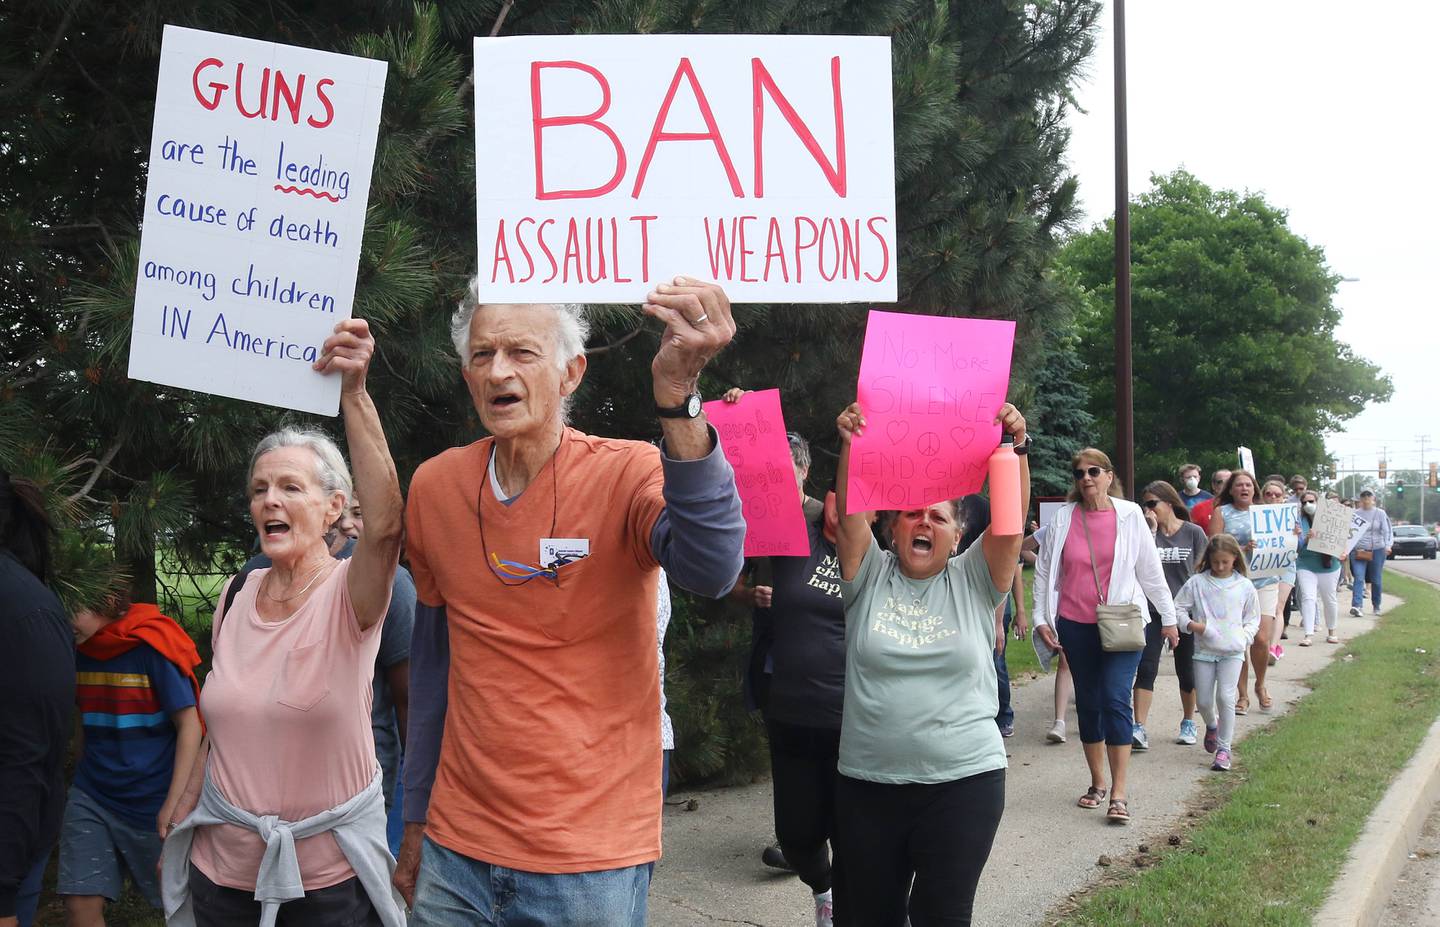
[1236,696,1249,716]
[1106,798,1131,824]
[1327,634,1340,644]
[1257,686,1273,712]
[1077,786,1108,809]
[1299,636,1313,647]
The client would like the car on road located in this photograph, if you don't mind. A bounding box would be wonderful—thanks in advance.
[1391,525,1438,559]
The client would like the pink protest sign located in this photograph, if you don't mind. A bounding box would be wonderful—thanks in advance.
[705,389,810,557]
[847,310,1015,514]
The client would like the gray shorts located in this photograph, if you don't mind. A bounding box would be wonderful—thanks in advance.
[57,785,164,908]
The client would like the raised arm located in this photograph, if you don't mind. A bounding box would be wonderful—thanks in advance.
[980,403,1029,594]
[315,317,402,632]
[643,277,737,462]
[835,403,874,581]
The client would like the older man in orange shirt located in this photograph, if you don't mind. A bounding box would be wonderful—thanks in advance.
[395,277,745,925]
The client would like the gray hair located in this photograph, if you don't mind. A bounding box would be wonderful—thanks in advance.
[248,426,352,504]
[450,276,589,371]
[787,433,812,472]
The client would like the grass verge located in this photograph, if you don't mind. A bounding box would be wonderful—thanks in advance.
[1051,571,1440,926]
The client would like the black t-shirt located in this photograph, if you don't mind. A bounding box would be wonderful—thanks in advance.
[0,552,74,915]
[766,512,846,730]
[1152,522,1208,625]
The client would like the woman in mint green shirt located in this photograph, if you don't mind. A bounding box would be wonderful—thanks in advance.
[830,400,1029,927]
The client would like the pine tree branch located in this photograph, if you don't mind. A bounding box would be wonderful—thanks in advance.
[66,437,123,504]
[0,0,83,101]
[585,322,646,355]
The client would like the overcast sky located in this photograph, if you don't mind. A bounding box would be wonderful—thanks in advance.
[1064,1,1436,477]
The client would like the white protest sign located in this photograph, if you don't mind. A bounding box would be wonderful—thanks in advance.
[1248,503,1298,578]
[1344,510,1368,556]
[1238,446,1255,475]
[1038,499,1065,532]
[1307,498,1357,560]
[472,34,895,304]
[128,26,386,416]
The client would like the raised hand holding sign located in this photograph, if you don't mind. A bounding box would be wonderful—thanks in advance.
[846,311,1016,514]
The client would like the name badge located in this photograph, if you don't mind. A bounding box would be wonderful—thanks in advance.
[540,538,590,569]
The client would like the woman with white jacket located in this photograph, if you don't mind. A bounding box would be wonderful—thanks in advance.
[1033,449,1179,824]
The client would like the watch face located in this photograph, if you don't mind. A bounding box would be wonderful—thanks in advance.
[686,394,702,418]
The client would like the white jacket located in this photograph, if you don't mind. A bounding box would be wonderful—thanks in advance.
[1033,499,1178,629]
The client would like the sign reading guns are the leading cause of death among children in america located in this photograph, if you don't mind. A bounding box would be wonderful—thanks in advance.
[472,34,896,304]
[128,26,386,416]
[848,311,1015,514]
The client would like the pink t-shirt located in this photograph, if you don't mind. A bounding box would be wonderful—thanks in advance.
[1058,507,1117,625]
[190,559,386,891]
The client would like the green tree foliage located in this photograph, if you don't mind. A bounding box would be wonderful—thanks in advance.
[1058,170,1392,487]
[2,0,1102,783]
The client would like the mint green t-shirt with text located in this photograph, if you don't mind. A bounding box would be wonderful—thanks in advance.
[838,536,1007,785]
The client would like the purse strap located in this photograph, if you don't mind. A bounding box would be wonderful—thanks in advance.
[1077,508,1106,605]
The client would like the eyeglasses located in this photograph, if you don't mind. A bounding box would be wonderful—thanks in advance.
[1142,499,1161,509]
[1072,466,1106,480]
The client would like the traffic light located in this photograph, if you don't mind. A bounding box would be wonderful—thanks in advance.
[1430,461,1438,488]
[1327,462,1337,479]
[1379,459,1388,480]
[1396,481,1405,496]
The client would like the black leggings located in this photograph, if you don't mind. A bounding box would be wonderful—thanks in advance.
[189,866,381,926]
[767,718,842,898]
[1134,620,1195,693]
[833,768,1004,927]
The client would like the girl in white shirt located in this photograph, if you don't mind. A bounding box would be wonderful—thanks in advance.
[1174,534,1261,772]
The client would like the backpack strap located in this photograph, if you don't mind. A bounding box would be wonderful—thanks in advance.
[217,564,258,639]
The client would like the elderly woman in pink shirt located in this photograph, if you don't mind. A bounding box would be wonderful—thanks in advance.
[160,319,405,926]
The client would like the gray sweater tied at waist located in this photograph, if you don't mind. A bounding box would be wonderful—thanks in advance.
[160,765,404,927]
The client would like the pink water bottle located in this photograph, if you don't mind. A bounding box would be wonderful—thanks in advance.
[989,435,1022,536]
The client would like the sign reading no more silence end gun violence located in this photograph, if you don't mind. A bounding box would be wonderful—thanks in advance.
[127,25,386,416]
[472,34,896,304]
[847,311,1016,514]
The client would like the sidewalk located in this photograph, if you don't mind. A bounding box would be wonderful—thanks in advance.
[651,592,1400,926]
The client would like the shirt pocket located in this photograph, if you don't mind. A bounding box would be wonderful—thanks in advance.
[273,640,331,711]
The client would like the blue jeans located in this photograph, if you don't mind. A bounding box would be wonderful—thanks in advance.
[1351,549,1387,610]
[994,601,1013,727]
[387,756,405,857]
[1057,618,1143,746]
[411,837,649,927]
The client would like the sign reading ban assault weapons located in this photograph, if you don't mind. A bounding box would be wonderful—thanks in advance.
[847,311,1016,514]
[472,34,896,303]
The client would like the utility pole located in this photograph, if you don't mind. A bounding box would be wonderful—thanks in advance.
[1112,0,1134,498]
[1421,435,1430,525]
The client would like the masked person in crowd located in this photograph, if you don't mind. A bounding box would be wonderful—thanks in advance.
[395,278,744,926]
[1177,464,1212,510]
[1295,490,1341,645]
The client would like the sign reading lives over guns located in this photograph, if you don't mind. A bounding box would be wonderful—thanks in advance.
[705,390,809,556]
[472,34,895,303]
[848,311,1015,514]
[1248,503,1299,579]
[127,26,386,415]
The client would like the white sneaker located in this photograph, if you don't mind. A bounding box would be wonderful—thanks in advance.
[814,890,834,927]
[1349,606,1362,618]
[1047,719,1067,743]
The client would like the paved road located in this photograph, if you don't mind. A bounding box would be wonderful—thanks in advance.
[652,595,1400,926]
[1391,555,1440,585]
